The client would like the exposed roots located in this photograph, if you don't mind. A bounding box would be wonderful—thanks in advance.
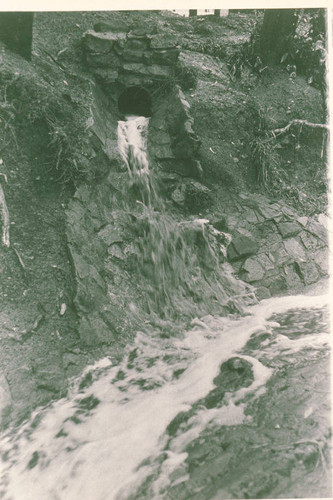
[272,119,328,137]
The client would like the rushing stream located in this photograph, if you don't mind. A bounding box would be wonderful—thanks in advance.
[0,116,330,499]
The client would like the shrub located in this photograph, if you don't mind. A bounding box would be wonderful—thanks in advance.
[175,61,197,91]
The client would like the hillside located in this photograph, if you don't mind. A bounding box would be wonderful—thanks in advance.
[0,9,330,500]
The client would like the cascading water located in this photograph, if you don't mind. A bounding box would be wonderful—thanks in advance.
[0,116,330,500]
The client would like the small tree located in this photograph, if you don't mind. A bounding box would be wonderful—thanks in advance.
[0,12,34,61]
[256,9,299,64]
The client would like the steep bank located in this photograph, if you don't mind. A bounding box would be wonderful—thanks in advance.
[0,9,329,436]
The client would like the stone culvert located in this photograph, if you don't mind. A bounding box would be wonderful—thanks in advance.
[83,26,202,177]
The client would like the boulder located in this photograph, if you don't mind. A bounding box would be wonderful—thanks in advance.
[283,237,306,261]
[98,225,123,246]
[150,33,179,49]
[242,257,265,282]
[126,38,150,50]
[83,30,126,53]
[184,181,212,211]
[122,62,172,78]
[79,313,115,345]
[314,247,329,275]
[227,228,258,262]
[284,263,304,290]
[86,52,121,68]
[306,219,328,244]
[204,357,254,409]
[296,260,320,285]
[257,204,281,220]
[123,49,144,62]
[255,286,271,300]
[276,221,301,238]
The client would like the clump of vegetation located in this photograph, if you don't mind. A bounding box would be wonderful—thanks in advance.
[250,134,279,189]
[0,51,98,186]
[183,37,227,60]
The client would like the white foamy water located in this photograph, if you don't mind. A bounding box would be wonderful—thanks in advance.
[0,293,329,500]
[118,115,150,178]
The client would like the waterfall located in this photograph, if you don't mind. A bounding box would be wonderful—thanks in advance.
[116,115,251,322]
[117,115,150,179]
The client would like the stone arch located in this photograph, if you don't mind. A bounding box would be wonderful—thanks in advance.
[118,86,152,117]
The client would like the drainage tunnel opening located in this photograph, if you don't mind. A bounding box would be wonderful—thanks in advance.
[118,86,152,117]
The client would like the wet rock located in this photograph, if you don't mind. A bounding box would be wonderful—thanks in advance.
[317,213,328,228]
[297,216,309,227]
[255,286,271,300]
[184,181,212,212]
[283,238,306,261]
[227,228,258,262]
[98,225,123,246]
[243,207,259,224]
[283,263,304,289]
[151,143,174,159]
[306,219,327,244]
[108,244,125,260]
[0,371,12,428]
[79,313,115,345]
[62,352,80,369]
[242,257,265,282]
[257,204,281,220]
[295,260,320,285]
[204,357,254,409]
[276,221,301,238]
[171,184,186,205]
[33,359,67,395]
[313,247,329,275]
[71,251,105,289]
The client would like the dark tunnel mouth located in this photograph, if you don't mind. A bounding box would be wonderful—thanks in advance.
[118,86,152,117]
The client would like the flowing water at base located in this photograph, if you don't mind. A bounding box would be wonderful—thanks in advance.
[0,294,330,500]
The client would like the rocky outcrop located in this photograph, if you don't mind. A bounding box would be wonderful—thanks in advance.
[216,193,328,299]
